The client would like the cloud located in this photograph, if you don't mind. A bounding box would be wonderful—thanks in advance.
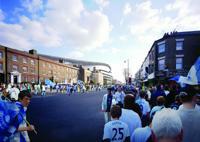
[0,22,32,49]
[0,0,112,53]
[123,3,132,15]
[166,0,200,16]
[68,51,84,58]
[111,63,125,82]
[164,0,200,31]
[119,36,127,41]
[22,0,44,14]
[95,0,109,8]
[123,0,200,77]
[127,0,200,49]
[111,47,120,54]
[0,10,5,21]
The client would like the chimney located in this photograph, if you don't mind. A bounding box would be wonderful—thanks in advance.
[29,49,37,55]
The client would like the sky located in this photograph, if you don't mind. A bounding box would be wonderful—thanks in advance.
[0,0,200,82]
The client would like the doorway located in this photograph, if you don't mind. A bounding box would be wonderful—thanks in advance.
[14,76,18,84]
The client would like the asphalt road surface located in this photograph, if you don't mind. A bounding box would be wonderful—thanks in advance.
[27,91,106,142]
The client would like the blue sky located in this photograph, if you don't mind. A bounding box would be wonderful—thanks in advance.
[0,0,200,82]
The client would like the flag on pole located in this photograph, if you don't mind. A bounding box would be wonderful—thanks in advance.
[45,79,56,87]
[186,56,200,84]
[179,56,200,85]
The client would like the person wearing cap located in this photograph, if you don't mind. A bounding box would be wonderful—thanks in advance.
[102,87,114,123]
[177,85,200,142]
[152,108,183,142]
[103,105,130,142]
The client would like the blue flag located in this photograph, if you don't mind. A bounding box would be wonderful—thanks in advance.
[178,56,200,85]
[45,79,55,87]
[187,56,200,84]
[0,100,21,141]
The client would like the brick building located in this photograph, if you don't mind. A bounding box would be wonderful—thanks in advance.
[39,56,78,83]
[0,45,79,84]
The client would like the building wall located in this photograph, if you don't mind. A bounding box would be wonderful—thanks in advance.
[92,72,104,85]
[0,46,79,84]
[39,56,78,84]
[155,34,200,79]
[136,31,200,82]
[0,47,6,83]
[103,74,112,85]
[84,69,92,84]
[7,48,38,83]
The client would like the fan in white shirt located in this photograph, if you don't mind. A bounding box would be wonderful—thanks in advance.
[103,105,130,142]
[114,86,126,108]
[119,95,142,136]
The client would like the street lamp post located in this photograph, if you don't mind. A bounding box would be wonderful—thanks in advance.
[124,59,129,84]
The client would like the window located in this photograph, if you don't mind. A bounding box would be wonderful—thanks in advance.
[0,51,3,59]
[42,70,46,75]
[0,63,3,71]
[43,63,46,67]
[31,59,35,65]
[23,58,27,63]
[12,55,18,61]
[23,76,28,82]
[158,44,165,53]
[13,65,18,71]
[158,59,165,71]
[176,41,183,50]
[31,78,35,83]
[22,66,28,73]
[176,58,183,69]
[30,68,35,74]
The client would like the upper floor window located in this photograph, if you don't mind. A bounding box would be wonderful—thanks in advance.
[31,59,35,65]
[0,63,3,71]
[30,68,35,74]
[23,58,27,63]
[176,39,184,50]
[12,65,18,71]
[12,55,18,61]
[22,66,28,73]
[158,43,165,53]
[0,51,3,59]
[158,59,165,71]
[31,78,35,83]
[23,76,28,82]
[176,41,183,50]
[176,58,183,69]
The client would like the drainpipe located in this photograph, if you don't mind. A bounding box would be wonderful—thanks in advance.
[5,47,8,84]
[38,55,39,84]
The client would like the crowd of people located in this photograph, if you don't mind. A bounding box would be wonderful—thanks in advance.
[0,86,35,142]
[1,81,200,142]
[0,82,103,100]
[102,84,200,142]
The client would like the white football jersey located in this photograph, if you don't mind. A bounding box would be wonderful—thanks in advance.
[136,98,150,116]
[103,120,130,142]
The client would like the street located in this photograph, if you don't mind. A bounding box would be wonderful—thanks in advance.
[27,91,106,142]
